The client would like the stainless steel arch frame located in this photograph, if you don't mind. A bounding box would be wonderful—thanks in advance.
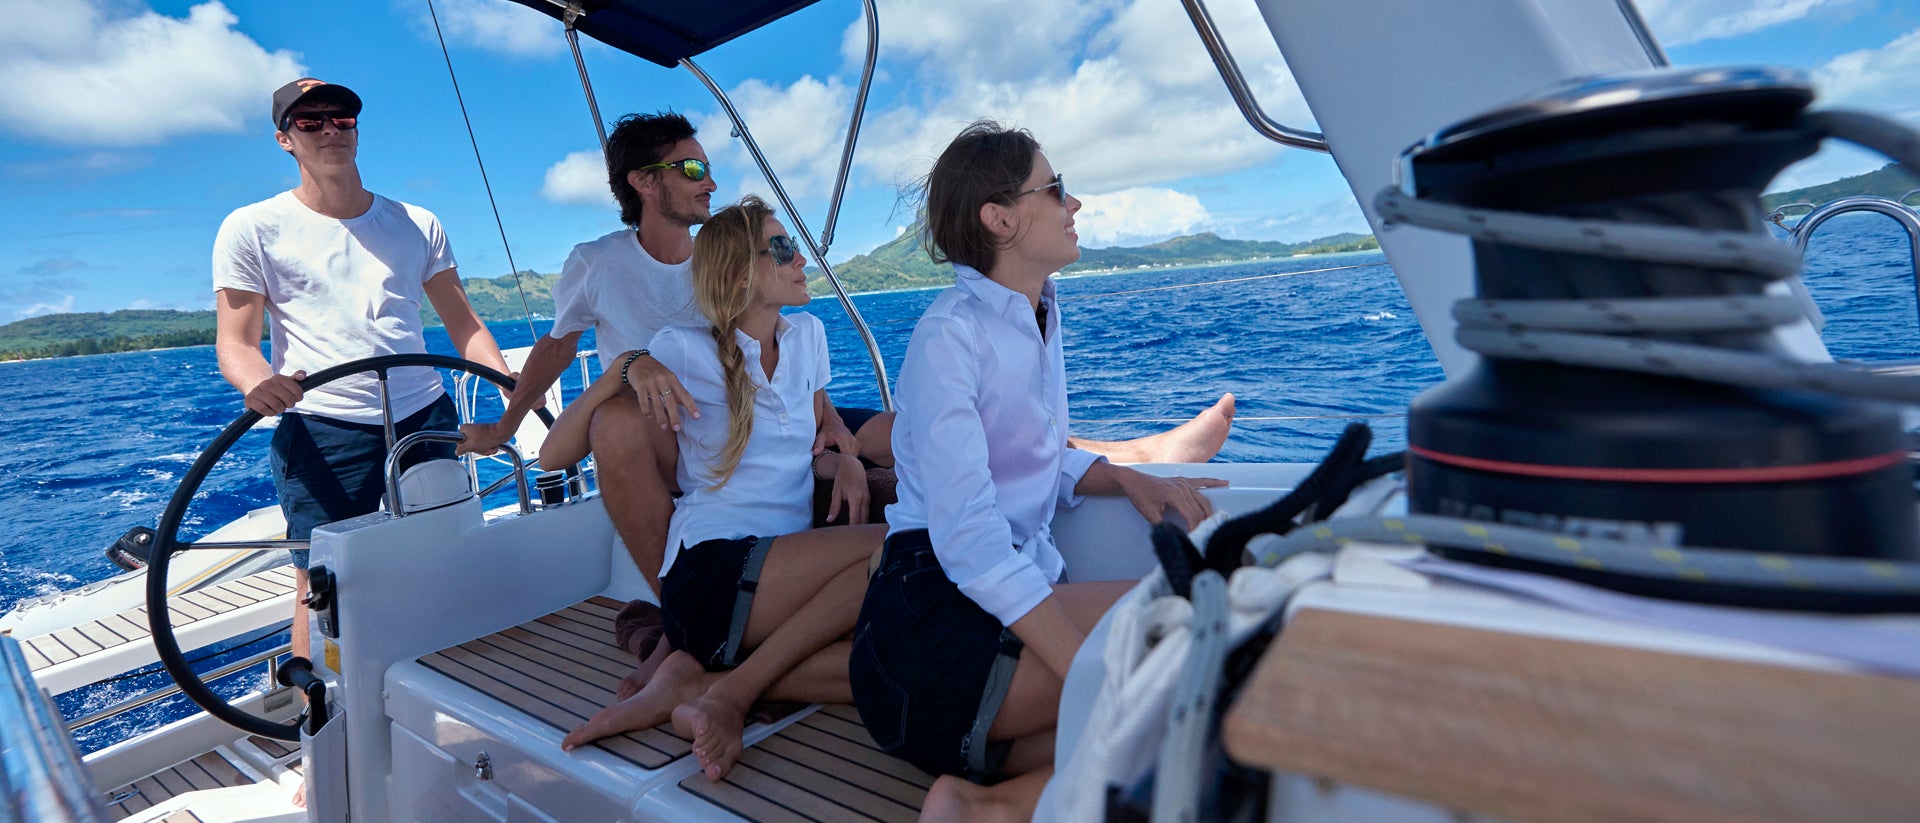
[681,53,895,411]
[550,0,895,410]
[1178,0,1328,152]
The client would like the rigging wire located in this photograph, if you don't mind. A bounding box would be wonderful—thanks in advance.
[814,259,1407,427]
[816,260,1392,334]
[426,0,538,341]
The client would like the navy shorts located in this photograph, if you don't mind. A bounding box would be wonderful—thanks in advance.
[269,394,459,569]
[660,536,771,670]
[849,529,1024,780]
[837,406,885,437]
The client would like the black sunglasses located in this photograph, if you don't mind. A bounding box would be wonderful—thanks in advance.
[1016,174,1067,206]
[640,158,710,182]
[282,111,357,133]
[759,234,800,266]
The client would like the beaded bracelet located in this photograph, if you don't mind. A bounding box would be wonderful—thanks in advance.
[619,349,648,386]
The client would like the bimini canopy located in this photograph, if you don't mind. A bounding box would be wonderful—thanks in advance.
[503,0,823,68]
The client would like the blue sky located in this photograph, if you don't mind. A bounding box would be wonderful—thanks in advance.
[1,0,1916,320]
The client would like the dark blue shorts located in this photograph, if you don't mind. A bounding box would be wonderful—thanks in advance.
[269,394,459,569]
[660,536,767,670]
[849,529,1023,780]
[837,406,884,437]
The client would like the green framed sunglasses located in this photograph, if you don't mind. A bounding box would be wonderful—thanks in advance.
[639,157,710,182]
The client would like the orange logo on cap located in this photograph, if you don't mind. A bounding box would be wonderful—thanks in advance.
[296,79,325,91]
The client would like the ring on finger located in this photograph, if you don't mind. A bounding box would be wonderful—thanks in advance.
[662,388,674,396]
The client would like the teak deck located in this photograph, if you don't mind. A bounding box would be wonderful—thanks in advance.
[17,567,297,673]
[418,596,930,821]
[101,751,250,821]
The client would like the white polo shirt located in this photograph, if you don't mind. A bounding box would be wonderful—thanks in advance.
[886,266,1104,627]
[652,312,832,579]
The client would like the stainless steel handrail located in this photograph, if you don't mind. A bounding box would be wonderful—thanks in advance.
[563,1,611,152]
[541,0,896,409]
[0,637,107,822]
[1784,195,1920,337]
[66,643,290,732]
[683,55,897,410]
[1178,0,1327,152]
[820,0,879,252]
[385,431,531,517]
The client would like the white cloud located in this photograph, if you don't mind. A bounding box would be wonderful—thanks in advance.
[696,75,854,203]
[540,149,611,206]
[0,1,304,145]
[1075,188,1211,247]
[834,0,1306,200]
[1817,26,1920,118]
[17,294,76,319]
[1635,0,1857,46]
[409,0,562,57]
[1763,26,1920,192]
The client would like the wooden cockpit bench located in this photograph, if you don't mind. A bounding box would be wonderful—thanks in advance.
[679,705,931,822]
[417,595,692,769]
[414,597,931,820]
[1222,609,1920,822]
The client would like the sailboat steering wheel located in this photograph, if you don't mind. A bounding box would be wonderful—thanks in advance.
[147,354,558,741]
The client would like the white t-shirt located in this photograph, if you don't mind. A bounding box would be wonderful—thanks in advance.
[211,191,453,422]
[549,229,703,372]
[652,313,832,579]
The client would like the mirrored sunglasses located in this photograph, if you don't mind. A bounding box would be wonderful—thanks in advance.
[640,157,710,182]
[1017,174,1067,206]
[760,234,800,266]
[282,112,357,133]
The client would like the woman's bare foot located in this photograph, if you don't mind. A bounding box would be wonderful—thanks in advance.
[1139,393,1235,463]
[562,651,709,751]
[617,637,675,700]
[1074,394,1236,464]
[920,769,1050,823]
[671,690,752,781]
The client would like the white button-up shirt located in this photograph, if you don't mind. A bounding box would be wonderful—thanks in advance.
[651,313,831,579]
[887,266,1104,626]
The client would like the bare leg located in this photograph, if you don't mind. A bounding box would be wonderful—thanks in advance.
[1070,393,1236,464]
[853,411,895,468]
[291,569,309,809]
[987,580,1134,741]
[672,525,883,780]
[617,637,674,701]
[588,394,679,594]
[921,766,1053,823]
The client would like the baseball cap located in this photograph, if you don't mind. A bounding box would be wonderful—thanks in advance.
[271,78,363,129]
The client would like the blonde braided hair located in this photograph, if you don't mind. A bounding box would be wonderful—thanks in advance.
[690,195,776,489]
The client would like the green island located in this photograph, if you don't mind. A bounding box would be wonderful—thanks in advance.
[0,230,1377,361]
[6,161,1913,362]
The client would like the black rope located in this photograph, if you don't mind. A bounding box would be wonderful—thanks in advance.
[426,0,538,341]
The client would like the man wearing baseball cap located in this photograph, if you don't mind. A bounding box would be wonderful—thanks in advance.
[211,77,510,718]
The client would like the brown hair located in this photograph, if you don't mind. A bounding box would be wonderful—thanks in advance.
[689,195,775,488]
[921,121,1041,274]
[606,111,697,228]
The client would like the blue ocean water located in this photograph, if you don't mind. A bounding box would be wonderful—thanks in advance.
[0,213,1912,748]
